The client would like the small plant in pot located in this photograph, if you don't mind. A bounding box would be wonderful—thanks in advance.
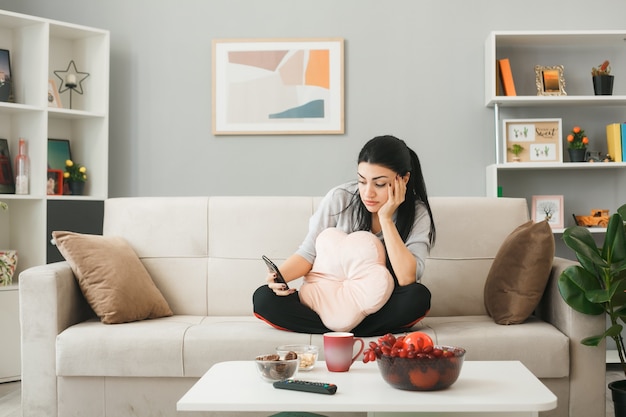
[557,203,626,416]
[591,60,614,95]
[0,201,18,286]
[507,144,524,162]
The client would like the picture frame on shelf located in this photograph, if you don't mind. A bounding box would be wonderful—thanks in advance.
[212,38,344,135]
[0,138,15,194]
[532,195,564,229]
[0,49,14,103]
[503,118,563,163]
[47,138,72,195]
[47,169,63,195]
[535,65,567,96]
[47,79,62,108]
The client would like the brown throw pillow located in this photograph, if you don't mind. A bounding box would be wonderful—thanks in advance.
[483,220,554,325]
[53,231,173,324]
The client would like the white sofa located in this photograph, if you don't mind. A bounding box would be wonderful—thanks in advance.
[19,196,606,417]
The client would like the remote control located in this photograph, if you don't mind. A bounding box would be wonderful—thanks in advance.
[273,379,337,395]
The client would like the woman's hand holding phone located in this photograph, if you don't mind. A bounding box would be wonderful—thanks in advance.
[263,255,294,296]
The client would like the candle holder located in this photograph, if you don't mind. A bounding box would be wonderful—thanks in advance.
[53,60,90,109]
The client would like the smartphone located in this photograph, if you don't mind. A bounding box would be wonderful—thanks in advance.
[262,255,289,289]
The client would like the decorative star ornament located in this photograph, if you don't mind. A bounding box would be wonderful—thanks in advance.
[53,60,90,94]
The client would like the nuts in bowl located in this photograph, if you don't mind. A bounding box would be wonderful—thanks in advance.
[276,344,319,371]
[255,352,299,382]
[363,332,465,391]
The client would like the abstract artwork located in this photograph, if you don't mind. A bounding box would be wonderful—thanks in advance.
[212,38,344,135]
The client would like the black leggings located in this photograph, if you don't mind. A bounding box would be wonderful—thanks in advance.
[252,282,431,337]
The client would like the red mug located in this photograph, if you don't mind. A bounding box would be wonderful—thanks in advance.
[323,332,365,372]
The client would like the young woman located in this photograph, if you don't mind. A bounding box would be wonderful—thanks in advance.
[253,135,436,337]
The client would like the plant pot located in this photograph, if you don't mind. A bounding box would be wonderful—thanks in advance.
[68,181,85,196]
[568,148,587,162]
[0,249,18,286]
[609,380,626,417]
[592,75,614,95]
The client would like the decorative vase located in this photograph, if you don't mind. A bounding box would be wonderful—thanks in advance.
[68,181,85,196]
[609,380,626,417]
[568,148,587,162]
[0,249,18,286]
[592,75,614,95]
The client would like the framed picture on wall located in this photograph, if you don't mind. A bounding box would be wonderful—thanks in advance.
[0,138,15,194]
[0,49,14,102]
[212,38,344,135]
[503,118,563,163]
[48,139,72,195]
[532,195,564,229]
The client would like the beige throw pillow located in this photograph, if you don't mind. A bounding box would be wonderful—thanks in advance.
[483,220,554,325]
[53,231,173,324]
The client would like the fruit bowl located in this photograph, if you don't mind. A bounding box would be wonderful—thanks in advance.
[276,344,319,371]
[376,345,465,391]
[255,353,299,382]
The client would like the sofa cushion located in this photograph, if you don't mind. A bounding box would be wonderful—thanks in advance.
[52,231,173,324]
[483,221,554,325]
[299,228,394,332]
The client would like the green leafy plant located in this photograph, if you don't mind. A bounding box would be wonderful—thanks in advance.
[63,159,87,182]
[591,60,611,76]
[507,144,524,157]
[557,203,626,378]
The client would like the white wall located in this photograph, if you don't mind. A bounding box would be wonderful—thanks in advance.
[1,0,626,198]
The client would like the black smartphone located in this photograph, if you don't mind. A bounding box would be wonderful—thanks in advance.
[262,255,289,289]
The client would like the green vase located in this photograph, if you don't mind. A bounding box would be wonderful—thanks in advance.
[568,148,587,162]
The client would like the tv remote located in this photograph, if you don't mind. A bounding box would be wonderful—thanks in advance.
[273,379,337,395]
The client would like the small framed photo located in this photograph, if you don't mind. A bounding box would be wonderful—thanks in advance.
[503,118,563,163]
[535,65,567,96]
[0,49,14,102]
[532,195,564,229]
[48,79,62,108]
[47,169,63,195]
[0,138,15,194]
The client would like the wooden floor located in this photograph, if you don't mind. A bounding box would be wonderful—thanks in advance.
[0,365,624,416]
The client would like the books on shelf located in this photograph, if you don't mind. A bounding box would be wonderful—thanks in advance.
[606,123,623,163]
[498,58,516,96]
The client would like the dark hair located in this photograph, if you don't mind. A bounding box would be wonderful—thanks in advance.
[350,135,436,246]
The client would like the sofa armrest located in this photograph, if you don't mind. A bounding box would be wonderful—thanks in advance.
[19,262,93,417]
[536,256,606,417]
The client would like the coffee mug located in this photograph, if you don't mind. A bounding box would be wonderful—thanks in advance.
[323,332,365,372]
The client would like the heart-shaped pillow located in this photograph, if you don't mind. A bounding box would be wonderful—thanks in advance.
[299,227,394,332]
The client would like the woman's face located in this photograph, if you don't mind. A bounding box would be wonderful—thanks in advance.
[357,162,398,213]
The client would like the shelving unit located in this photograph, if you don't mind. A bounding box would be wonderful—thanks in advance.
[0,9,109,382]
[484,30,626,231]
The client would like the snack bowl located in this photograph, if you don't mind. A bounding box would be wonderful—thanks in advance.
[255,353,299,382]
[276,344,319,371]
[376,346,466,391]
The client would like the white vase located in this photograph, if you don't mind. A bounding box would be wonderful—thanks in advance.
[0,250,18,286]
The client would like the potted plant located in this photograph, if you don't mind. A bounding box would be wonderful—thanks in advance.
[591,60,614,95]
[566,125,589,162]
[557,203,626,416]
[507,143,524,162]
[63,159,87,196]
[0,201,18,286]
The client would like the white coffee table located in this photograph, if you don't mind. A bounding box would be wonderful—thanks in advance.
[177,360,556,417]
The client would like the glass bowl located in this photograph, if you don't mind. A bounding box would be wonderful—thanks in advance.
[376,346,466,391]
[255,354,299,382]
[276,344,319,371]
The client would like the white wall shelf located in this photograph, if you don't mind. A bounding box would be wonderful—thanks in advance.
[0,9,109,382]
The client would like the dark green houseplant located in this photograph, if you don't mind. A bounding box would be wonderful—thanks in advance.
[557,204,626,414]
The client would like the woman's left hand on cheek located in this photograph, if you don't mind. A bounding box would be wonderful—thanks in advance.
[380,176,406,219]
